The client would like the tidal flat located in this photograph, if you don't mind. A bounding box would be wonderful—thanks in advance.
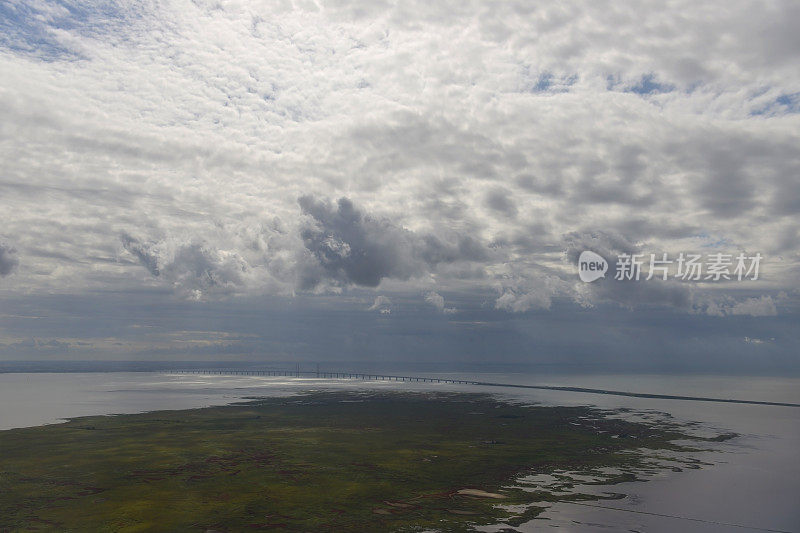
[0,391,733,532]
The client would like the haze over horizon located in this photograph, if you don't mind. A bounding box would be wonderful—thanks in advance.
[1,0,798,373]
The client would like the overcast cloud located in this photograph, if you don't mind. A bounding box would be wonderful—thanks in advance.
[0,0,798,370]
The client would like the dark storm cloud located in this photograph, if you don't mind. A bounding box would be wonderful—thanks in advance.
[298,196,489,288]
[298,196,424,287]
[0,244,19,277]
[165,244,246,290]
[562,230,694,310]
[121,233,159,276]
[120,234,247,297]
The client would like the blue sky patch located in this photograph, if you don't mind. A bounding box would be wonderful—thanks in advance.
[0,0,135,60]
[624,74,675,95]
[521,68,577,94]
[751,92,800,116]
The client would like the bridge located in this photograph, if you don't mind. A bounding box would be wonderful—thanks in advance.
[172,368,479,385]
[168,368,800,408]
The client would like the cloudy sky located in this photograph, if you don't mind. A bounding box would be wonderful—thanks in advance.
[1,0,798,371]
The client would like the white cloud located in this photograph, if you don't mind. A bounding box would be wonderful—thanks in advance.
[0,0,797,317]
[700,295,779,317]
[730,295,778,317]
[743,336,774,344]
[368,295,392,314]
[424,291,456,314]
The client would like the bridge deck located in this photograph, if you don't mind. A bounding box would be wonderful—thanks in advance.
[166,369,800,408]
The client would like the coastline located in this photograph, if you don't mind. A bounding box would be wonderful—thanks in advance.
[0,390,731,532]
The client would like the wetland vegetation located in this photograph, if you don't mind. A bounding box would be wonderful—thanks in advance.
[0,391,733,532]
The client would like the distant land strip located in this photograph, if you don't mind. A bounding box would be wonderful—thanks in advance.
[169,369,800,408]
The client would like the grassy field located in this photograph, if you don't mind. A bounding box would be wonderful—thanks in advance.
[0,391,729,532]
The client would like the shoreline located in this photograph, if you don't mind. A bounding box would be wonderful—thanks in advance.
[0,390,731,531]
